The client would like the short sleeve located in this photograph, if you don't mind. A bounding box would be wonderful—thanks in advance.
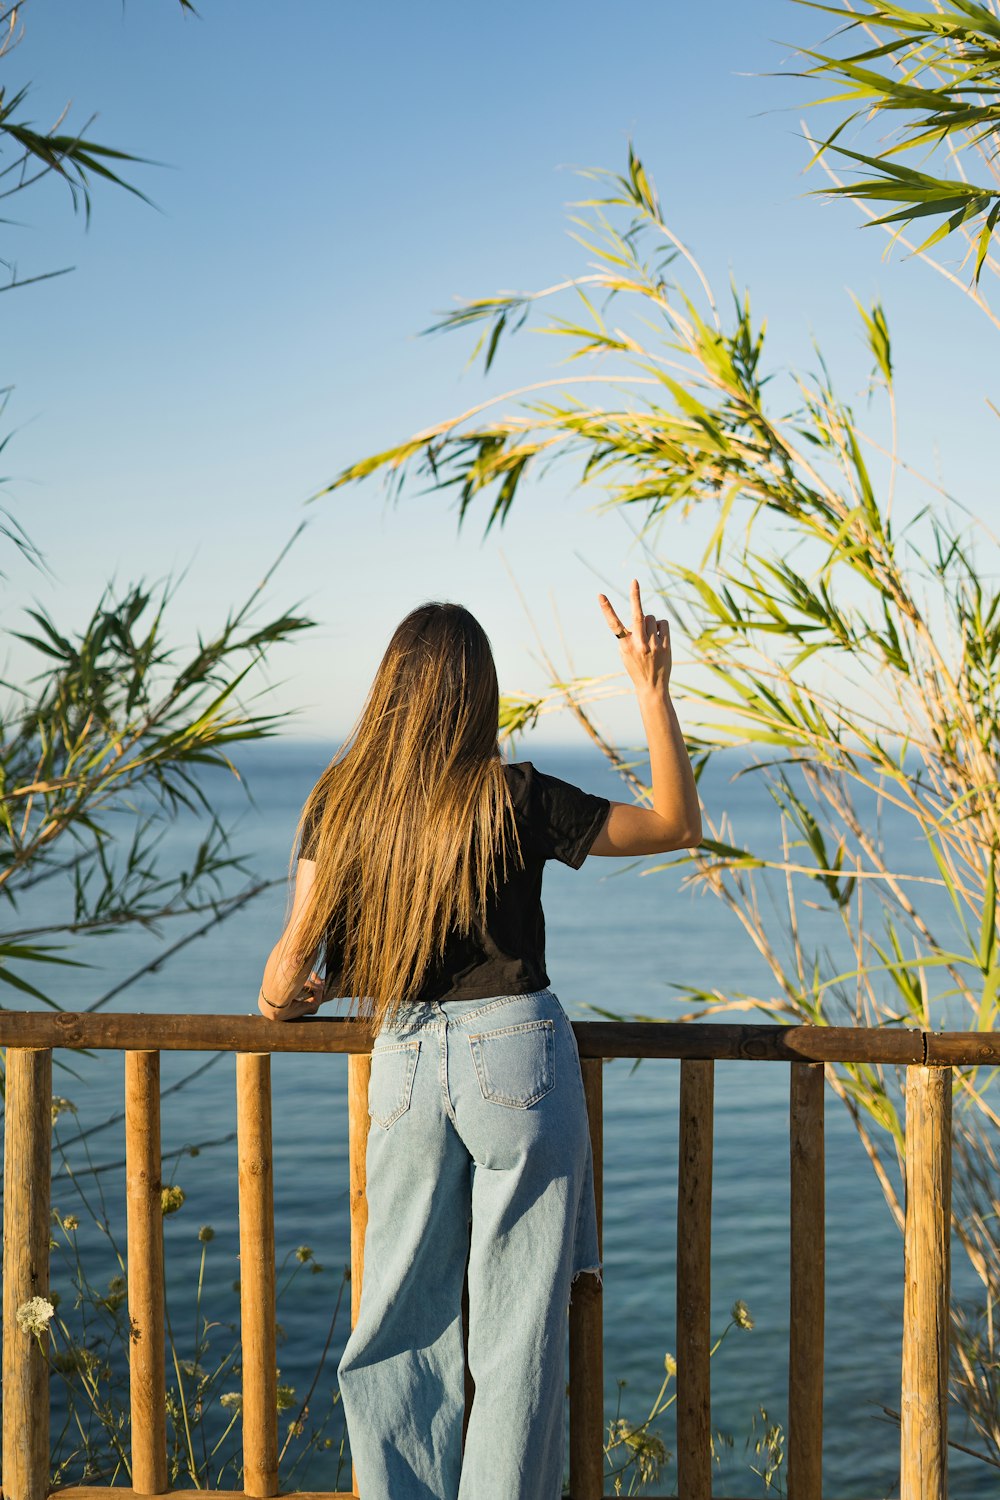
[506,761,610,869]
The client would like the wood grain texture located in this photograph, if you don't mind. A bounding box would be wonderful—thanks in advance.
[677,1059,714,1500]
[923,1030,1000,1065]
[788,1062,825,1500]
[346,1052,372,1500]
[5,1012,986,1063]
[569,1057,604,1500]
[346,1054,371,1330]
[2,1046,52,1500]
[901,1065,952,1500]
[0,1012,376,1055]
[575,1022,925,1063]
[124,1051,167,1494]
[237,1053,278,1498]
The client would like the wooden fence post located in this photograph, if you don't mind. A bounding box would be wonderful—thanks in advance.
[677,1058,713,1500]
[901,1064,952,1500]
[2,1046,52,1500]
[347,1051,372,1499]
[124,1050,168,1494]
[347,1054,371,1331]
[237,1051,278,1497]
[569,1055,604,1500]
[788,1060,825,1500]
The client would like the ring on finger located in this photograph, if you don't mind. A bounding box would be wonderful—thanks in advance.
[615,627,630,639]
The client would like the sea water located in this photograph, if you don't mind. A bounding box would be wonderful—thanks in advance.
[11,742,994,1497]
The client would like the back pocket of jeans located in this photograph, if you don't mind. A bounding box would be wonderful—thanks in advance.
[469,1019,555,1108]
[369,1039,420,1129]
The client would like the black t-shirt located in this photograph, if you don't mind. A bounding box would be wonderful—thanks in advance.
[302,760,610,1005]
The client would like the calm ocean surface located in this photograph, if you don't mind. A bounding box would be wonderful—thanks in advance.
[18,742,994,1496]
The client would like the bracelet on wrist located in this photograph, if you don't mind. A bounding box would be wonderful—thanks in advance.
[259,985,297,1012]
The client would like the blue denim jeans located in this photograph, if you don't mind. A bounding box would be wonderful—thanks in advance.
[337,987,601,1500]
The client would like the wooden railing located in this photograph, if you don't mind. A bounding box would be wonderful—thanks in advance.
[1,1012,997,1500]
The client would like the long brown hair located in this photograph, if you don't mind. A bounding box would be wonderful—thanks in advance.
[292,602,521,1032]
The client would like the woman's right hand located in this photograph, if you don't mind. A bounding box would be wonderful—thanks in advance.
[589,579,700,856]
[598,579,672,697]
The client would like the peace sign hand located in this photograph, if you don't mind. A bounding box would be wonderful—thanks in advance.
[598,579,672,696]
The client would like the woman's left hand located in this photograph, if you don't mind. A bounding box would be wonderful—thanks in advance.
[299,971,327,1012]
[259,972,326,1021]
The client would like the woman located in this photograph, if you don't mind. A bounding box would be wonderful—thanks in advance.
[257,579,701,1500]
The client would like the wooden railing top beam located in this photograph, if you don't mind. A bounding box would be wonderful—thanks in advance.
[0,1011,996,1064]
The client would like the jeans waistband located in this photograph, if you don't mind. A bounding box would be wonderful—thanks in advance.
[378,987,557,1035]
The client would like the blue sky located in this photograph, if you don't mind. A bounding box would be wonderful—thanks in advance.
[3,0,997,746]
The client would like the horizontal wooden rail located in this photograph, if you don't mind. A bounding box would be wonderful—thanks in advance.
[0,1010,997,1063]
[923,1030,998,1064]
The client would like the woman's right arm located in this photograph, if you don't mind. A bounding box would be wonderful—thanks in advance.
[588,580,702,857]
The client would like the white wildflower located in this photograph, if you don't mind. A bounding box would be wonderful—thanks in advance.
[732,1298,755,1330]
[16,1296,56,1337]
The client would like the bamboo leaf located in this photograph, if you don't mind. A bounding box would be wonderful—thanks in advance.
[977,852,997,973]
[974,198,1000,284]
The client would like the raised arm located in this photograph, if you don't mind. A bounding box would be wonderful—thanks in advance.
[588,579,702,857]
